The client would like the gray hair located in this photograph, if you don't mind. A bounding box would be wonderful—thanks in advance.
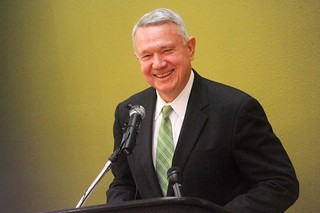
[132,8,189,42]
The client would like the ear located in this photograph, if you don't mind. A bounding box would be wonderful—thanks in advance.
[186,36,196,60]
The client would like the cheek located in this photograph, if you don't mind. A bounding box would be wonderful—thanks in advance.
[140,63,150,76]
[140,63,154,82]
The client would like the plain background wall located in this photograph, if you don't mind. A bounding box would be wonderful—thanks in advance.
[1,1,319,212]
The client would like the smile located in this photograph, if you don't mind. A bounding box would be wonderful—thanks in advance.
[154,70,174,79]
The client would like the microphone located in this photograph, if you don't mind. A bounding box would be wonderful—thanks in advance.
[75,104,145,208]
[121,104,146,155]
[167,166,183,197]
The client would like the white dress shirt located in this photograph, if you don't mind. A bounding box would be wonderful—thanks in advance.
[152,71,194,167]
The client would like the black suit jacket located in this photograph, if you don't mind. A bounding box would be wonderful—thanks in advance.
[107,70,299,213]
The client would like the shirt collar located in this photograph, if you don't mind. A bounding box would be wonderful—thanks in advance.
[154,70,194,120]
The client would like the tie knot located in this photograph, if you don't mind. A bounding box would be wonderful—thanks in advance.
[162,105,173,118]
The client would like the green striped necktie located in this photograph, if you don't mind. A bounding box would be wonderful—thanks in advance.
[156,105,174,196]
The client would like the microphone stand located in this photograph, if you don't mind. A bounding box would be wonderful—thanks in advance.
[76,131,130,208]
[76,104,145,208]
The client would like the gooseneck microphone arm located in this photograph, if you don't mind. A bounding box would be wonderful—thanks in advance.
[75,104,146,208]
[167,167,183,197]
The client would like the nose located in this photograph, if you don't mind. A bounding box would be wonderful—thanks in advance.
[152,54,166,69]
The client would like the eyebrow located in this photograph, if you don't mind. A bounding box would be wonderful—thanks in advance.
[139,44,176,55]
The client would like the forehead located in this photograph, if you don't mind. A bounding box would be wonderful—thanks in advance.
[134,23,184,53]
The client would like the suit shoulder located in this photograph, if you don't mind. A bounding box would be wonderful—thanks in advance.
[203,77,253,104]
[117,87,155,109]
[199,77,267,122]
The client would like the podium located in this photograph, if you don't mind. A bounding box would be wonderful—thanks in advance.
[46,197,231,213]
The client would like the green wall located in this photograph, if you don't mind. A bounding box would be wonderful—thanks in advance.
[1,1,319,212]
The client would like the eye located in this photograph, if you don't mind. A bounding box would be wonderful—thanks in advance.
[140,54,151,61]
[163,49,174,54]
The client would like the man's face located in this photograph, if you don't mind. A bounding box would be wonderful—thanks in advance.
[134,22,196,102]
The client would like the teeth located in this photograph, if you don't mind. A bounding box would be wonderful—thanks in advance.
[156,70,173,78]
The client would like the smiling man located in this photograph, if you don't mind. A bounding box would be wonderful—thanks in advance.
[107,8,299,213]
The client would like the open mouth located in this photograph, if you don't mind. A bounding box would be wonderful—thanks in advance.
[154,70,174,79]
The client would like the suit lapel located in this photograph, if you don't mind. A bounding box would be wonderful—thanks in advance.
[172,72,209,177]
[132,89,163,196]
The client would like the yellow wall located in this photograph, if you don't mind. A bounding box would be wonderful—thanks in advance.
[1,1,319,212]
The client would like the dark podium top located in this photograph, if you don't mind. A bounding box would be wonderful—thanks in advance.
[46,197,231,213]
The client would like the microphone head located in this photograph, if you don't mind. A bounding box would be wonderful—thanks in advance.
[167,166,182,185]
[129,105,146,119]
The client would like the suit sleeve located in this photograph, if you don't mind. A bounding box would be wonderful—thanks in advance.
[106,104,137,204]
[224,97,299,213]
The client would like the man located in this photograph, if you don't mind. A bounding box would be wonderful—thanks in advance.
[107,8,299,213]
